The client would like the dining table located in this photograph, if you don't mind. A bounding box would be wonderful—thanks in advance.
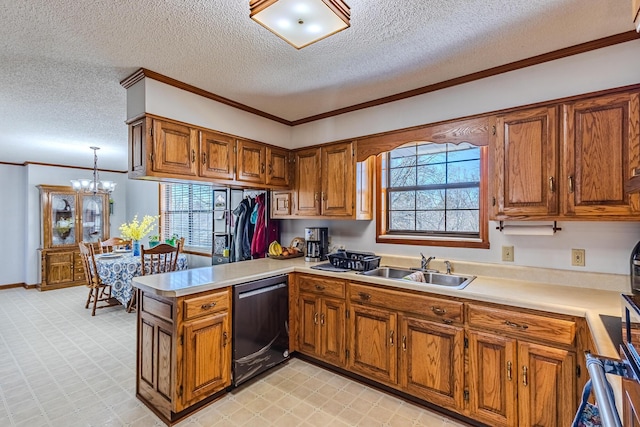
[94,251,188,307]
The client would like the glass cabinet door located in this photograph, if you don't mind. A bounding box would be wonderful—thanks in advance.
[80,195,106,243]
[51,193,76,246]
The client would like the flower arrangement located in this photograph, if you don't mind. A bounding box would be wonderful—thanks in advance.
[119,215,158,241]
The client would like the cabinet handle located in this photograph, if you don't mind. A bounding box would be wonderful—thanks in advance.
[504,320,528,330]
[442,319,453,325]
[320,313,325,326]
[191,149,196,163]
[314,285,325,291]
[358,292,371,301]
[314,192,319,202]
[389,330,394,346]
[201,302,217,310]
[314,312,319,325]
[522,366,528,386]
[507,361,512,381]
[202,152,207,165]
[402,335,407,351]
[261,163,265,174]
[492,196,496,207]
[431,306,446,316]
[223,331,228,347]
[568,175,574,194]
[322,192,326,201]
[548,176,555,193]
[269,164,273,175]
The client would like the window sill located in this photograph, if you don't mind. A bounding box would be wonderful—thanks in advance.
[376,234,489,249]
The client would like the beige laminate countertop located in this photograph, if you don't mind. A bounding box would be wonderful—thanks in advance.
[133,256,624,359]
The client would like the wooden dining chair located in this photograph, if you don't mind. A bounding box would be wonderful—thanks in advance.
[127,243,181,313]
[100,237,132,253]
[78,241,119,316]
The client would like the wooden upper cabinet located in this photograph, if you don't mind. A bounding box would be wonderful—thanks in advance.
[152,119,198,176]
[294,147,322,216]
[493,106,558,218]
[322,142,354,217]
[236,139,266,184]
[266,146,290,186]
[562,92,640,217]
[199,130,235,180]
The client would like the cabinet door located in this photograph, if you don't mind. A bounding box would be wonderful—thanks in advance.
[152,120,198,176]
[236,139,265,184]
[321,142,354,217]
[199,130,235,180]
[298,293,320,355]
[517,342,575,427]
[271,192,292,217]
[45,252,75,285]
[79,194,109,244]
[128,116,148,176]
[563,92,640,216]
[400,316,464,411]
[182,311,230,406]
[319,297,346,367]
[266,146,290,186]
[468,330,518,427]
[493,107,558,218]
[348,304,397,385]
[294,148,321,216]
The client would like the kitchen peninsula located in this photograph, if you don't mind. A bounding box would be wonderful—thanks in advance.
[132,256,623,426]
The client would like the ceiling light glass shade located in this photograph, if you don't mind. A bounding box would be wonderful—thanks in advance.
[250,0,350,49]
[70,147,116,195]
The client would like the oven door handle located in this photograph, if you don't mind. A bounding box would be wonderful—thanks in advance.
[238,282,287,299]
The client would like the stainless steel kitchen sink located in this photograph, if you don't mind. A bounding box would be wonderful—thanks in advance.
[358,267,475,290]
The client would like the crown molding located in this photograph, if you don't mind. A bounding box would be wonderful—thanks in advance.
[120,30,640,127]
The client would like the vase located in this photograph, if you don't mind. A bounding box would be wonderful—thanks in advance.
[132,240,140,256]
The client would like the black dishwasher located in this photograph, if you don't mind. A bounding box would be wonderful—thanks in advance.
[232,275,289,386]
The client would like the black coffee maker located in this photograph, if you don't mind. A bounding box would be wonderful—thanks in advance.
[631,241,640,293]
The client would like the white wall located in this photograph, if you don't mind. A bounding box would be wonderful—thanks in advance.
[140,79,293,149]
[280,40,640,277]
[0,164,26,285]
[290,40,640,147]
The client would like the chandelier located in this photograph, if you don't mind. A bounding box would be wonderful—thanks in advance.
[70,147,116,195]
[250,0,350,49]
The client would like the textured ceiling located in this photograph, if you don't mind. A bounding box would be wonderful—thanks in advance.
[0,0,634,170]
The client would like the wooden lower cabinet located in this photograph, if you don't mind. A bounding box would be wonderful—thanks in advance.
[137,288,231,424]
[623,377,640,427]
[400,316,465,410]
[295,274,347,367]
[468,331,576,427]
[348,304,398,385]
[40,248,86,290]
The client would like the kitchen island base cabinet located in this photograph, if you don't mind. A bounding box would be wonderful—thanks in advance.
[136,288,231,425]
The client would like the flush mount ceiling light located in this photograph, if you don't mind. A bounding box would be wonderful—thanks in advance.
[250,0,350,49]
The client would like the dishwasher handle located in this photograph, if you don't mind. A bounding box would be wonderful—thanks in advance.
[237,282,287,299]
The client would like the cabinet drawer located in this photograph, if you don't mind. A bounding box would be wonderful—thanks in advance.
[298,275,345,298]
[349,283,464,324]
[468,303,576,345]
[48,252,74,264]
[183,290,229,321]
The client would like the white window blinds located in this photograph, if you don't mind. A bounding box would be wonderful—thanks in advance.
[161,183,213,252]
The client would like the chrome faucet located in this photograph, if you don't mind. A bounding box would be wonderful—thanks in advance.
[444,260,452,274]
[420,253,435,271]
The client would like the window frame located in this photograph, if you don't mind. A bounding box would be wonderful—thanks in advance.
[376,143,489,249]
[160,183,213,255]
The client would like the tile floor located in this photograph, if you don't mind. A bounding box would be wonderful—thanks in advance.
[0,286,469,426]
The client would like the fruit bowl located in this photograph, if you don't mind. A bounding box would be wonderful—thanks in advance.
[268,252,305,260]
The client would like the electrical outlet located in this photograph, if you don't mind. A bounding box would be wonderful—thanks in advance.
[572,249,586,267]
[502,246,514,262]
